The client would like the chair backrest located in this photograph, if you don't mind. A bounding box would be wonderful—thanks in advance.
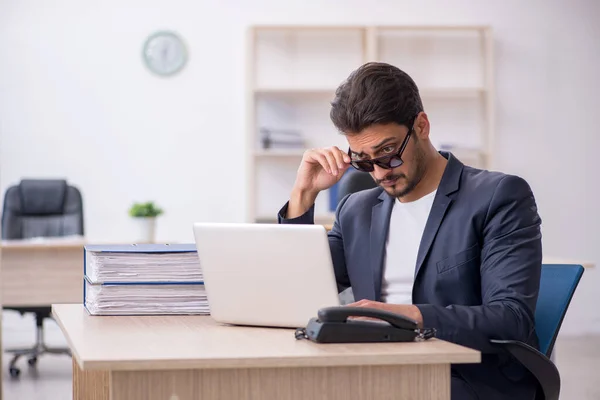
[1,179,84,239]
[336,169,378,205]
[536,264,584,357]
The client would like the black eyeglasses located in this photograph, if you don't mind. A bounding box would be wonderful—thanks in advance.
[348,125,414,172]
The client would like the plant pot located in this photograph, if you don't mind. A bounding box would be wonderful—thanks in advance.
[132,217,156,243]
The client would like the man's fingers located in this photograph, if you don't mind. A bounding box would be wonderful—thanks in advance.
[305,149,340,175]
[330,147,349,170]
[347,299,372,307]
[348,316,379,322]
[307,151,331,174]
[305,147,352,176]
[342,148,352,164]
[318,149,340,176]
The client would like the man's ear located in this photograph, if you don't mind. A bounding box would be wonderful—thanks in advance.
[414,112,430,139]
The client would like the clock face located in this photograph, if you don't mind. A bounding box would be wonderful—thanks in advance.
[142,31,187,76]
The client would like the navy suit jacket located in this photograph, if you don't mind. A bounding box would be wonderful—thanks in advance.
[279,152,542,400]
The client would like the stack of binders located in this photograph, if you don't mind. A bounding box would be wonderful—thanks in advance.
[83,243,209,316]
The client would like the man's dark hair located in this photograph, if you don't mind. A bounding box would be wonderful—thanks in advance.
[330,62,424,134]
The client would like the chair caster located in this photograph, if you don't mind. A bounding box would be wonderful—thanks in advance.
[9,367,20,378]
[28,357,38,367]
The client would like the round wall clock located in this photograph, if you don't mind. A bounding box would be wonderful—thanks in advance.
[142,31,188,76]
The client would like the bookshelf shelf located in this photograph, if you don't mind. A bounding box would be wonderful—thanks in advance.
[255,87,484,98]
[254,149,306,158]
[246,25,494,223]
[255,88,336,95]
[419,87,486,98]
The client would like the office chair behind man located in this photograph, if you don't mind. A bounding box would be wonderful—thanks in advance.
[336,168,378,205]
[1,179,84,377]
[333,169,377,305]
[491,264,584,400]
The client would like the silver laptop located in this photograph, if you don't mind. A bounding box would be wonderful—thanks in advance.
[192,222,340,328]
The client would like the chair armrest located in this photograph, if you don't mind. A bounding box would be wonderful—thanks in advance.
[490,339,560,400]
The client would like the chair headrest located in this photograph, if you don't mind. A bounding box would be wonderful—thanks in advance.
[18,179,68,215]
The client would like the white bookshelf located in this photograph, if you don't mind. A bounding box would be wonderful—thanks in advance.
[246,25,494,223]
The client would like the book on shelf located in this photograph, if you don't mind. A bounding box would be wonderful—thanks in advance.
[83,244,209,316]
[259,128,305,149]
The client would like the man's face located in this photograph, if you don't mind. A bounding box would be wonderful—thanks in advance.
[346,122,427,198]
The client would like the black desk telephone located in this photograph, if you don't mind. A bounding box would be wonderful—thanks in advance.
[295,307,436,343]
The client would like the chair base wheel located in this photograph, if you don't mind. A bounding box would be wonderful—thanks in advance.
[28,357,38,367]
[9,367,20,378]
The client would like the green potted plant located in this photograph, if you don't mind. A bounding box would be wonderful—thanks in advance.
[129,201,164,243]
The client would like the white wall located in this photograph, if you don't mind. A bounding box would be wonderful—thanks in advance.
[1,0,598,334]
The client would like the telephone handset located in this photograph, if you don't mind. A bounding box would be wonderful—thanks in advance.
[295,306,436,343]
[318,307,418,329]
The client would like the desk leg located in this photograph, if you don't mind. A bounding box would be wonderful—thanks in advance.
[73,359,109,400]
[109,364,450,400]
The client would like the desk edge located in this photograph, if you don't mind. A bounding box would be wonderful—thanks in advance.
[51,304,481,371]
[73,350,481,371]
[51,304,85,369]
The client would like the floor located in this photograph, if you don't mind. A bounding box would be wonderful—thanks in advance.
[2,312,71,400]
[1,311,599,400]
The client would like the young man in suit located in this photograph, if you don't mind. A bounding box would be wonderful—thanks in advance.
[278,62,542,399]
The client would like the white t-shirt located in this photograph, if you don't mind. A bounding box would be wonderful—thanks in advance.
[381,190,437,304]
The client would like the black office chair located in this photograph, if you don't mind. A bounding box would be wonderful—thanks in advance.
[1,179,84,377]
[336,169,378,205]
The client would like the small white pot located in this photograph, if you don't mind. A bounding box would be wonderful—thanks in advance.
[132,217,156,243]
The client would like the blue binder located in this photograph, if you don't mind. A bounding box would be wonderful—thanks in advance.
[82,277,207,316]
[84,243,197,254]
[83,243,206,315]
[83,243,198,281]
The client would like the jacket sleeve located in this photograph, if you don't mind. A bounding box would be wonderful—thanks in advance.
[415,175,542,353]
[277,195,351,293]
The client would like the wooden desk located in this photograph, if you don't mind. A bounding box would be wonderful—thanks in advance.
[1,239,85,307]
[53,304,480,400]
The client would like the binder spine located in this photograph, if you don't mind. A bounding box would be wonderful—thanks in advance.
[83,277,89,313]
[83,249,87,280]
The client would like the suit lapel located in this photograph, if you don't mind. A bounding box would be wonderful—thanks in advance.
[370,192,394,301]
[414,195,452,279]
[414,152,463,279]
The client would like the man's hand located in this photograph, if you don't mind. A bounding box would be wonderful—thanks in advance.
[346,299,424,328]
[286,147,351,219]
